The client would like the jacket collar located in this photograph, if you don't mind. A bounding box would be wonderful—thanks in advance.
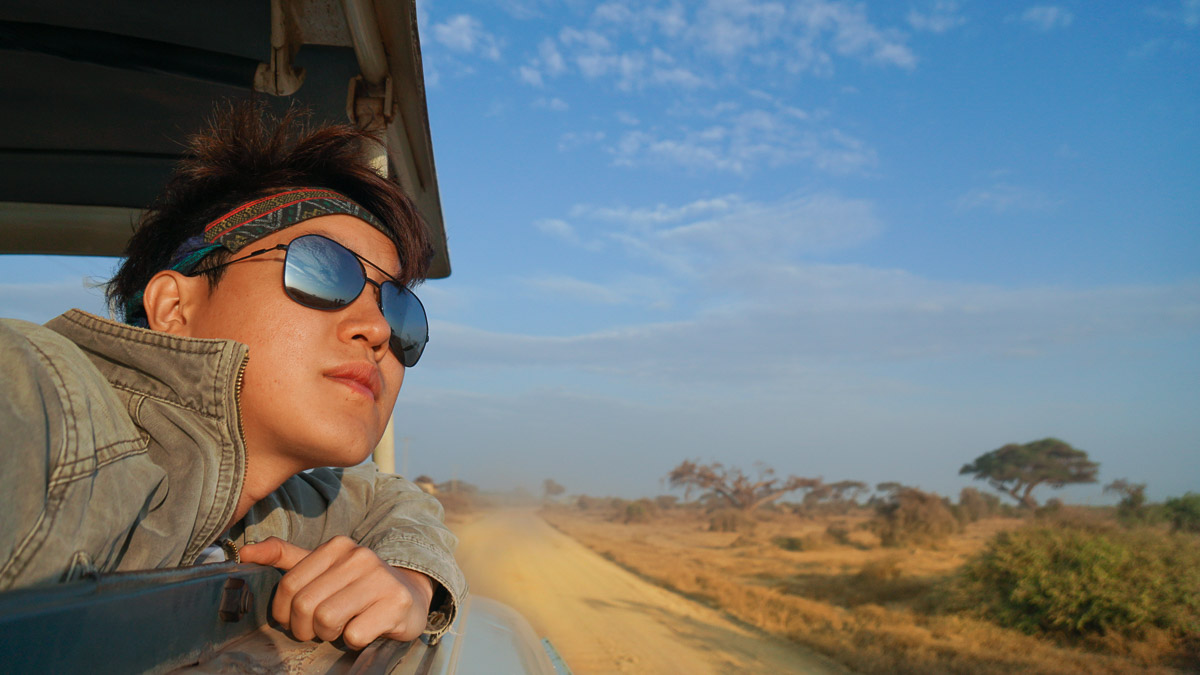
[45,310,248,421]
[45,310,250,561]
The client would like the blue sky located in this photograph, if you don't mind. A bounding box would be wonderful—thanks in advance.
[2,0,1198,503]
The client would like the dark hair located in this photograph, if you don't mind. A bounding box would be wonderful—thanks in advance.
[107,101,433,322]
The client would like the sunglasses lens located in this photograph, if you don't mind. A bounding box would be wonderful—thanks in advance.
[381,283,428,368]
[283,235,365,309]
[283,234,428,367]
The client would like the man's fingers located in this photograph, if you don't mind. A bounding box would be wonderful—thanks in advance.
[285,552,374,641]
[239,537,311,570]
[343,599,411,650]
[269,536,361,635]
[310,575,395,644]
[241,536,430,649]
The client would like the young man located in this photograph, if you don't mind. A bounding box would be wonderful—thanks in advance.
[0,104,465,649]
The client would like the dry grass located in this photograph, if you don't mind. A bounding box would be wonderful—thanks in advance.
[541,506,1194,674]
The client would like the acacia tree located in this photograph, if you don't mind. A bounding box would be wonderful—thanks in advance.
[828,480,869,505]
[542,478,565,500]
[959,438,1098,509]
[1104,478,1148,522]
[666,459,821,511]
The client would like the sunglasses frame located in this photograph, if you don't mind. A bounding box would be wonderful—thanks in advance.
[191,233,427,367]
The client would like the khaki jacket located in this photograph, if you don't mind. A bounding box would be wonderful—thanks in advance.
[0,310,464,637]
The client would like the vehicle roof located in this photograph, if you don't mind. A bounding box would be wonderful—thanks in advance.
[0,0,450,278]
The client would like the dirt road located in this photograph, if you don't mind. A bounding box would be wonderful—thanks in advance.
[452,509,849,675]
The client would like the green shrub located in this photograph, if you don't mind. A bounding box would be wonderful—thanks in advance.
[858,554,903,582]
[956,487,999,523]
[825,523,853,546]
[622,501,648,523]
[772,536,806,551]
[957,525,1200,642]
[869,488,960,547]
[1164,492,1200,533]
[772,532,834,551]
[575,495,604,510]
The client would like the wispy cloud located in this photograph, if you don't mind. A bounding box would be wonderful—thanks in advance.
[571,195,737,226]
[1147,0,1200,29]
[534,218,604,251]
[518,0,917,92]
[557,130,607,151]
[1018,6,1075,32]
[607,107,877,174]
[521,274,678,308]
[1185,0,1200,28]
[552,192,884,283]
[433,14,503,60]
[532,96,569,111]
[955,183,1064,213]
[908,1,967,33]
[430,277,1200,385]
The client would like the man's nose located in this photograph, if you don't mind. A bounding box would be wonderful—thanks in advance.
[339,283,392,355]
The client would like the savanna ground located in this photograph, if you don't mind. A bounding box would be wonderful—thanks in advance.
[450,508,849,674]
[525,502,1198,675]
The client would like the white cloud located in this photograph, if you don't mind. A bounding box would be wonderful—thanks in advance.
[647,193,884,263]
[523,275,628,304]
[533,217,606,251]
[593,1,689,38]
[1147,0,1200,29]
[651,66,708,88]
[534,218,581,242]
[571,195,736,226]
[540,38,568,75]
[433,14,502,60]
[557,130,607,151]
[1019,6,1075,31]
[522,274,677,308]
[608,106,876,174]
[519,0,916,91]
[908,1,967,33]
[518,65,543,86]
[533,97,570,111]
[428,276,1200,385]
[565,192,884,282]
[787,1,918,70]
[956,183,1064,213]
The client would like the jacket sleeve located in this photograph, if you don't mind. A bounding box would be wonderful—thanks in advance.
[236,462,466,638]
[0,319,162,590]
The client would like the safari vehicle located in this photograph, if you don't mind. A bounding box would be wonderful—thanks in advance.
[0,1,566,672]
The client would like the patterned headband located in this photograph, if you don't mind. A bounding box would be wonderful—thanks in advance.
[123,187,389,325]
[201,187,386,254]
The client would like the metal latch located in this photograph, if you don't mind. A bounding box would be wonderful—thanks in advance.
[218,577,254,622]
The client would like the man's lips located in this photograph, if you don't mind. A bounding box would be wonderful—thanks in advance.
[324,362,383,400]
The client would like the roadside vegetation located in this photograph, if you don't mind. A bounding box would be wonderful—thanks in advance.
[538,442,1199,674]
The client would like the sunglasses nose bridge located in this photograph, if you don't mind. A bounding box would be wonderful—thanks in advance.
[339,282,394,354]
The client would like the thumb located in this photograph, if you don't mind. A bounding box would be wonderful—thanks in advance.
[239,537,311,570]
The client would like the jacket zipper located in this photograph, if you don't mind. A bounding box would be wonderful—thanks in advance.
[219,538,241,564]
[192,352,250,565]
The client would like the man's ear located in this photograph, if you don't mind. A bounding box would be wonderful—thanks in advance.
[142,270,210,335]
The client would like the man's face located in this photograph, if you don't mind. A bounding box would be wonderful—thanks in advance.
[184,215,404,471]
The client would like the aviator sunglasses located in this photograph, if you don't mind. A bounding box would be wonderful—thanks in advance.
[194,233,428,367]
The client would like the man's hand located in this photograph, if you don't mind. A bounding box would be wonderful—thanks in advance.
[240,536,434,649]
